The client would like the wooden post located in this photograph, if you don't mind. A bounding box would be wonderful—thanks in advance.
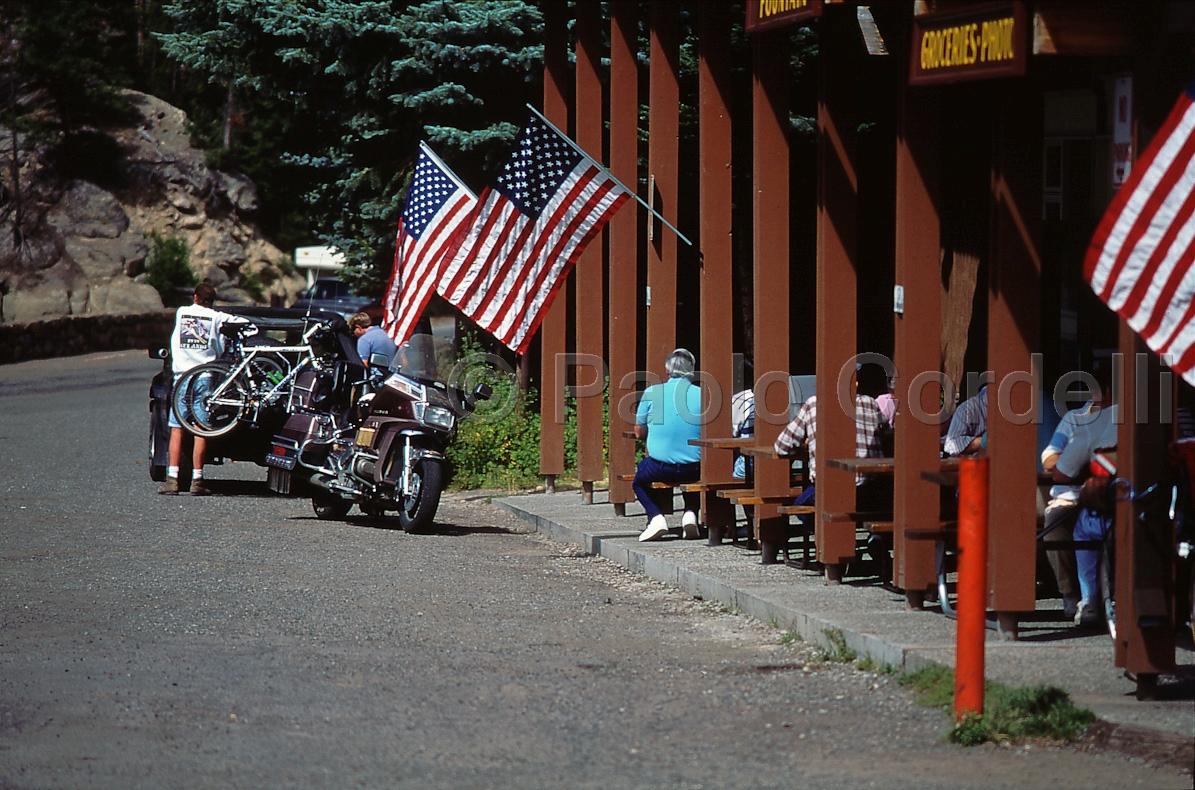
[699,1,735,541]
[752,29,791,563]
[538,1,568,486]
[1115,331,1176,698]
[815,9,859,580]
[647,1,679,379]
[986,79,1042,635]
[607,0,639,515]
[575,0,604,499]
[893,53,942,606]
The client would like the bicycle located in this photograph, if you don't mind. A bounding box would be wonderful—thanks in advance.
[171,320,332,437]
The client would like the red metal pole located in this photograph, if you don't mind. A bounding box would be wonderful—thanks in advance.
[955,455,989,721]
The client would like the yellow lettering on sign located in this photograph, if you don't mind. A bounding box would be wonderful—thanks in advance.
[920,15,1014,71]
[759,0,809,19]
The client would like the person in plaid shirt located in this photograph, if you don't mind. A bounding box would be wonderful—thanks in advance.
[774,363,893,515]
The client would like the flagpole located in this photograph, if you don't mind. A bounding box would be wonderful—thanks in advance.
[526,103,693,247]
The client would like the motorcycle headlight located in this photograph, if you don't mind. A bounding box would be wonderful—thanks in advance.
[414,402,455,430]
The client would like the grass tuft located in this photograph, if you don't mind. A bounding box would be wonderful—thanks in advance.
[814,628,856,663]
[900,665,1095,745]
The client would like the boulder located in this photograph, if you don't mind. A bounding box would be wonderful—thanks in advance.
[215,171,260,213]
[86,276,164,315]
[45,180,129,239]
[197,229,247,269]
[2,279,71,322]
[0,228,63,271]
[65,234,151,280]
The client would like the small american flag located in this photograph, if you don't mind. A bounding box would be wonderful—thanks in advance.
[1086,81,1195,384]
[382,143,476,345]
[438,114,632,354]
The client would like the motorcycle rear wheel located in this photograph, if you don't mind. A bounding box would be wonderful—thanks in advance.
[398,459,443,534]
[312,491,352,521]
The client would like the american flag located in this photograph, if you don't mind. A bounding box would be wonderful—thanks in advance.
[438,114,632,354]
[1086,81,1195,384]
[381,142,476,345]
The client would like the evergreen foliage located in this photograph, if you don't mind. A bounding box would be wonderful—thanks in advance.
[0,1,137,139]
[144,231,197,303]
[157,0,543,297]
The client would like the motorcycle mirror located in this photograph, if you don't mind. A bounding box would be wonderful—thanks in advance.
[472,383,493,402]
[369,352,391,369]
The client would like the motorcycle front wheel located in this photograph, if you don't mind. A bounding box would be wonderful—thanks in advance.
[398,459,443,534]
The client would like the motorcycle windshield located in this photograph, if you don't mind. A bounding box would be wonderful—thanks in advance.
[390,333,456,385]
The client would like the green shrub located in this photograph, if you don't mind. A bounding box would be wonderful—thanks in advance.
[444,334,612,490]
[240,268,265,302]
[145,232,197,303]
[446,334,543,490]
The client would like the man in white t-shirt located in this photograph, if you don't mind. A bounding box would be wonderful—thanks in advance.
[1050,384,1118,625]
[159,283,245,496]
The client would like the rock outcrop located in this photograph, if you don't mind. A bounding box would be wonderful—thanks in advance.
[0,89,307,324]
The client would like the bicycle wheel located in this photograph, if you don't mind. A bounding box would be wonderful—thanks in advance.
[249,352,289,389]
[172,362,251,437]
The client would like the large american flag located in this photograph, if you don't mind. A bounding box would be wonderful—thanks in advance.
[381,142,476,345]
[1086,81,1195,384]
[438,114,632,354]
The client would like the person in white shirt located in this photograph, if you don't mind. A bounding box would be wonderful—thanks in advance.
[1049,382,1118,625]
[159,283,245,496]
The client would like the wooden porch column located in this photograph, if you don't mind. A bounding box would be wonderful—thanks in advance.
[893,74,942,606]
[574,0,604,500]
[1115,331,1176,697]
[647,1,679,378]
[986,80,1041,632]
[752,29,791,562]
[607,0,638,515]
[538,0,568,489]
[815,10,859,580]
[699,1,735,539]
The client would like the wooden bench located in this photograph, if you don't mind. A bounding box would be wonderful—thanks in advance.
[614,474,686,515]
[823,511,893,524]
[777,504,816,516]
[681,480,743,493]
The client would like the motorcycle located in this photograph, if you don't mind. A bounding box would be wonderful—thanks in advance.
[264,333,492,533]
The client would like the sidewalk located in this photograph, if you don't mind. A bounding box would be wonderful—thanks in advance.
[495,489,1195,744]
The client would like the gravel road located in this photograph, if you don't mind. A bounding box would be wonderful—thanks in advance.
[0,351,1190,789]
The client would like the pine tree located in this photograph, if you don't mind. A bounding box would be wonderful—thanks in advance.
[157,0,543,295]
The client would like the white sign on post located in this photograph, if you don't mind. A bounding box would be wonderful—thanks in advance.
[1112,75,1133,187]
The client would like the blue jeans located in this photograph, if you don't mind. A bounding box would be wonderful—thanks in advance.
[633,457,700,520]
[791,484,817,529]
[1074,507,1112,602]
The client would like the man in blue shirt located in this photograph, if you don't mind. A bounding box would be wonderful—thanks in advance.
[634,348,703,541]
[348,312,397,370]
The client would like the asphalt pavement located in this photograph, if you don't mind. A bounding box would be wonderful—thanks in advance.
[495,489,1195,742]
[2,350,1192,789]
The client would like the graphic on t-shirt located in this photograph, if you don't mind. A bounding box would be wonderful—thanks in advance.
[178,316,214,349]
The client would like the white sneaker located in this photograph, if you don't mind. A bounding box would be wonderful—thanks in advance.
[682,510,700,540]
[1074,600,1100,627]
[639,514,670,542]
